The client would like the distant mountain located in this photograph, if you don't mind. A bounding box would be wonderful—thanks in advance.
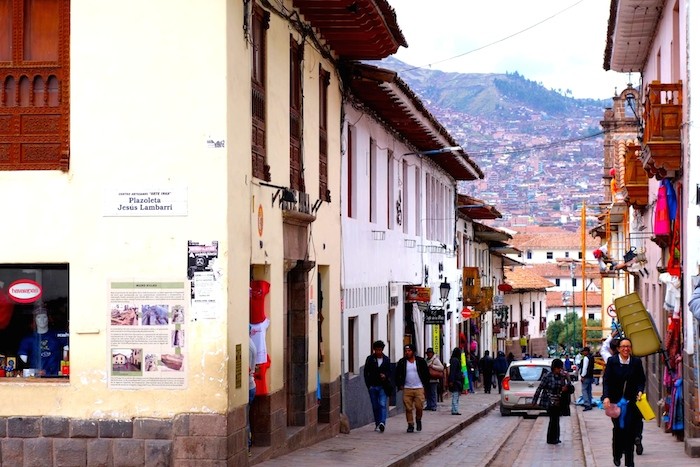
[372,57,612,230]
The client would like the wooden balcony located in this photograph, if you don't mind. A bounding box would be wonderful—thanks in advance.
[474,286,493,312]
[641,81,682,178]
[623,144,648,207]
[462,267,483,305]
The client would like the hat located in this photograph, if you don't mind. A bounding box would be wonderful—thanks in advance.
[404,343,416,352]
[426,347,434,353]
[593,249,603,259]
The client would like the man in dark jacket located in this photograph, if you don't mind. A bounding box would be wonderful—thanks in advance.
[602,338,646,467]
[493,351,509,394]
[479,350,494,393]
[394,343,430,433]
[363,340,392,432]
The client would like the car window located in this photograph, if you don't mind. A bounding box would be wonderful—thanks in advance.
[509,365,549,381]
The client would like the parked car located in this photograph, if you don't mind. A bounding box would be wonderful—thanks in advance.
[500,358,554,416]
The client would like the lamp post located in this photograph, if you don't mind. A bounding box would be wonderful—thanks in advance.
[438,279,451,359]
[570,262,576,352]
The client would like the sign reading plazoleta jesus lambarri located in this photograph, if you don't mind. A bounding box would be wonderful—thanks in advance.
[104,187,188,216]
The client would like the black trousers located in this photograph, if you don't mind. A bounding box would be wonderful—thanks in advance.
[546,406,561,444]
[611,405,643,466]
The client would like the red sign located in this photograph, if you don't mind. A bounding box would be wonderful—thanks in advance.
[461,307,473,319]
[498,283,513,292]
[8,279,42,303]
[404,286,431,303]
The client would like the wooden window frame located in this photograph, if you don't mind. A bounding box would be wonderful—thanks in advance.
[251,4,270,181]
[289,37,303,191]
[0,0,70,171]
[318,66,330,201]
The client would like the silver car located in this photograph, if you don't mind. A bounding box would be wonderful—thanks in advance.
[499,358,554,416]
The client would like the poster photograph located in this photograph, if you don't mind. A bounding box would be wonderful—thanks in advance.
[108,281,187,389]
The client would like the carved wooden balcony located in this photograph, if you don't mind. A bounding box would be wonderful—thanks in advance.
[462,267,483,305]
[474,286,493,312]
[622,144,648,207]
[641,81,682,178]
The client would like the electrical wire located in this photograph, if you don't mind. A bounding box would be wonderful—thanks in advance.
[399,0,586,74]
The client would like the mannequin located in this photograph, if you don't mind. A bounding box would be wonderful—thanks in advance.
[18,307,68,376]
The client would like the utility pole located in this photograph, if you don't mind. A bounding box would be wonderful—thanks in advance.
[570,261,576,351]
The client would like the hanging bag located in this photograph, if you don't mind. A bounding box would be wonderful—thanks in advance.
[636,393,656,421]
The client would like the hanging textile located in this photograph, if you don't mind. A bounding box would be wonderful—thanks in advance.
[667,183,682,277]
[671,378,684,432]
[461,351,470,391]
[411,303,423,356]
[654,182,670,236]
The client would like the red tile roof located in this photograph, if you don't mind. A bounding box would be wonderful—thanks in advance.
[503,267,555,291]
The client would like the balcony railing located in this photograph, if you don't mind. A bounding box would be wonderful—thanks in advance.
[622,143,648,207]
[641,81,682,178]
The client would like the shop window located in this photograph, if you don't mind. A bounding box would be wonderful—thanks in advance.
[0,0,71,171]
[0,264,69,379]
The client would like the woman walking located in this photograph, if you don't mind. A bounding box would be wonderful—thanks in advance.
[448,348,464,415]
[533,358,572,444]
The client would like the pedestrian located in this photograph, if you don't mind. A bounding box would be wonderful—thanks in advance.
[601,337,646,467]
[533,358,572,445]
[247,334,257,451]
[563,354,573,372]
[466,352,476,393]
[363,340,392,433]
[506,352,515,365]
[448,347,464,415]
[424,347,444,411]
[395,343,430,433]
[479,350,494,393]
[579,346,594,411]
[493,350,508,394]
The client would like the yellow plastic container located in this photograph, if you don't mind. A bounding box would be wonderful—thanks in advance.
[614,293,662,357]
[636,393,656,421]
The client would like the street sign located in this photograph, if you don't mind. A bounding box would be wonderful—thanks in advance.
[424,307,445,325]
[607,304,617,318]
[461,307,472,319]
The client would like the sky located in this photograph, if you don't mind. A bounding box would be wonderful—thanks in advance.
[390,0,637,100]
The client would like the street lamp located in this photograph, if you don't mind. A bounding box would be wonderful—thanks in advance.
[439,279,451,305]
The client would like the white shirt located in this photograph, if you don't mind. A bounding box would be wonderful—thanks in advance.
[404,360,423,389]
[619,355,630,365]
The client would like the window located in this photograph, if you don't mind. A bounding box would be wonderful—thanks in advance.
[555,314,561,321]
[526,250,532,259]
[387,150,394,229]
[347,125,355,218]
[251,5,270,180]
[0,0,70,171]
[319,67,330,201]
[546,252,553,260]
[348,316,357,373]
[555,278,560,287]
[588,313,595,320]
[369,138,377,223]
[572,278,577,287]
[289,37,303,191]
[565,251,570,258]
[578,252,583,260]
[0,264,69,379]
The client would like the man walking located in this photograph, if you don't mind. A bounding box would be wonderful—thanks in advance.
[493,351,508,394]
[363,340,392,432]
[579,346,593,411]
[395,344,430,433]
[424,348,444,411]
[479,350,494,393]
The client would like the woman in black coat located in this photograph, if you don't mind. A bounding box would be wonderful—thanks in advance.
[448,347,464,415]
[601,338,646,467]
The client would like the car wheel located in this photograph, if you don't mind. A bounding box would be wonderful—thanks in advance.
[500,405,511,416]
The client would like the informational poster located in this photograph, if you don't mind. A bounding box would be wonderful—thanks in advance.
[188,241,221,319]
[108,281,187,389]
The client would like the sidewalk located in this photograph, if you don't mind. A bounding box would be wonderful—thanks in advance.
[577,382,695,466]
[257,392,500,467]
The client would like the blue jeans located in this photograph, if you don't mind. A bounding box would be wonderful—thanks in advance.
[581,377,593,408]
[247,384,256,448]
[451,390,460,414]
[426,382,438,410]
[368,386,387,426]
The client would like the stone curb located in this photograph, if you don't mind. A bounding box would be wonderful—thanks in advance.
[576,406,596,466]
[386,401,499,467]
